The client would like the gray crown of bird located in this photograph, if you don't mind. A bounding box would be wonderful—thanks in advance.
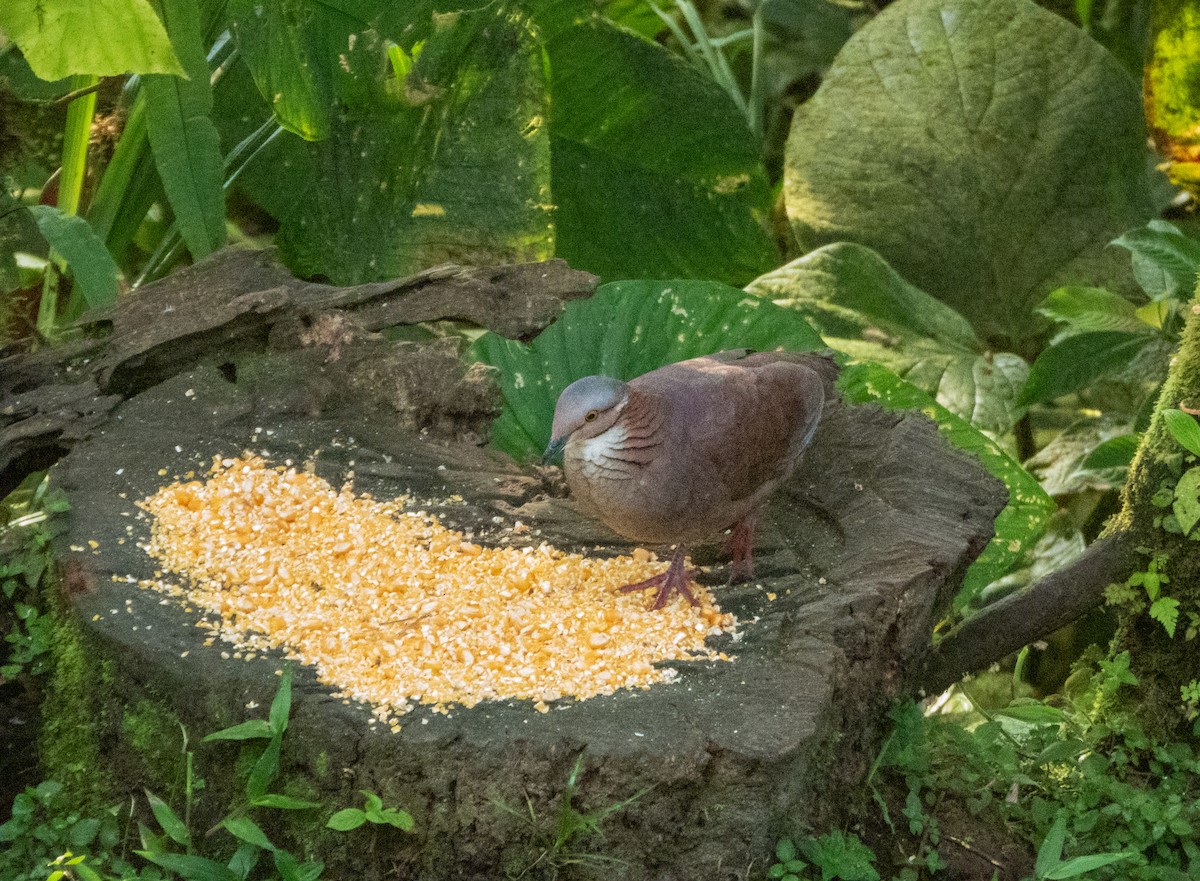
[545,350,825,609]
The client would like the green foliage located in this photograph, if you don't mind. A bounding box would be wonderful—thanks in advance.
[5,0,778,334]
[1163,409,1200,457]
[1107,551,1186,637]
[836,361,1055,606]
[215,0,778,285]
[1023,219,1198,409]
[541,5,777,285]
[269,8,554,285]
[767,832,881,881]
[0,781,136,881]
[0,0,184,80]
[1144,0,1200,191]
[2,600,54,680]
[746,243,1029,434]
[785,0,1155,349]
[325,791,413,833]
[873,661,1200,881]
[1112,220,1200,302]
[1173,467,1200,538]
[1020,331,1161,408]
[28,205,120,310]
[225,0,380,143]
[141,0,226,262]
[1,666,412,880]
[494,753,650,880]
[1033,814,1135,880]
[1,475,69,681]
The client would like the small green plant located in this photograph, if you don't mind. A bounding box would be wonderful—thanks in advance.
[0,781,139,881]
[766,837,808,881]
[494,753,651,880]
[1,600,54,679]
[136,665,327,881]
[1106,551,1181,637]
[1,475,69,681]
[872,656,1200,881]
[767,831,879,881]
[326,791,413,833]
[1,665,415,881]
[1030,814,1135,880]
[1182,680,1200,721]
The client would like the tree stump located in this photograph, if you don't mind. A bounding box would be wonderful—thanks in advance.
[11,250,1006,880]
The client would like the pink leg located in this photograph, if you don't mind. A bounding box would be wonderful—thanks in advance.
[617,546,699,610]
[726,513,757,584]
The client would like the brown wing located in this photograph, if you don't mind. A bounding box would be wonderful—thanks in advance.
[632,351,825,512]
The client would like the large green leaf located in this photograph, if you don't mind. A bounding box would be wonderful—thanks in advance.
[784,0,1155,348]
[837,361,1054,607]
[228,0,385,141]
[272,10,553,283]
[468,279,824,461]
[540,14,778,285]
[1036,286,1151,335]
[746,244,1028,433]
[1111,220,1200,301]
[142,0,226,260]
[29,205,120,309]
[0,0,183,81]
[1019,330,1158,406]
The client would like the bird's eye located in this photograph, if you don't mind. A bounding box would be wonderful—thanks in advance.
[584,411,598,422]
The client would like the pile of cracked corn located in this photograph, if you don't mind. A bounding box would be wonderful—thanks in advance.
[136,456,735,719]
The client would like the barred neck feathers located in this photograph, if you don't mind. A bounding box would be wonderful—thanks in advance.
[577,388,665,479]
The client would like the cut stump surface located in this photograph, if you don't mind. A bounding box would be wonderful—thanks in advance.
[27,251,1005,880]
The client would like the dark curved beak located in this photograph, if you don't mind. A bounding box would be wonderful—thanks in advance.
[542,436,567,464]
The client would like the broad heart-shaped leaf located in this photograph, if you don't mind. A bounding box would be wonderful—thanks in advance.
[837,362,1053,608]
[1112,220,1200,302]
[228,0,385,141]
[467,279,824,462]
[1019,330,1159,406]
[273,10,553,284]
[784,0,1154,348]
[0,0,183,81]
[143,0,226,261]
[28,206,119,309]
[746,243,1029,433]
[540,14,778,285]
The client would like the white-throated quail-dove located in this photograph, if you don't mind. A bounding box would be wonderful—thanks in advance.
[544,350,825,609]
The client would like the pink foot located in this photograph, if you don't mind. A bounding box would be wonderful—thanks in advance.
[617,546,699,610]
[724,513,757,584]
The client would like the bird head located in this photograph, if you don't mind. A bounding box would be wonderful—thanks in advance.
[543,375,629,463]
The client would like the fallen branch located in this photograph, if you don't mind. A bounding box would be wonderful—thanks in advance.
[919,530,1136,694]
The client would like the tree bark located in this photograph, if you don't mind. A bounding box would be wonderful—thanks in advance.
[1104,295,1200,733]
